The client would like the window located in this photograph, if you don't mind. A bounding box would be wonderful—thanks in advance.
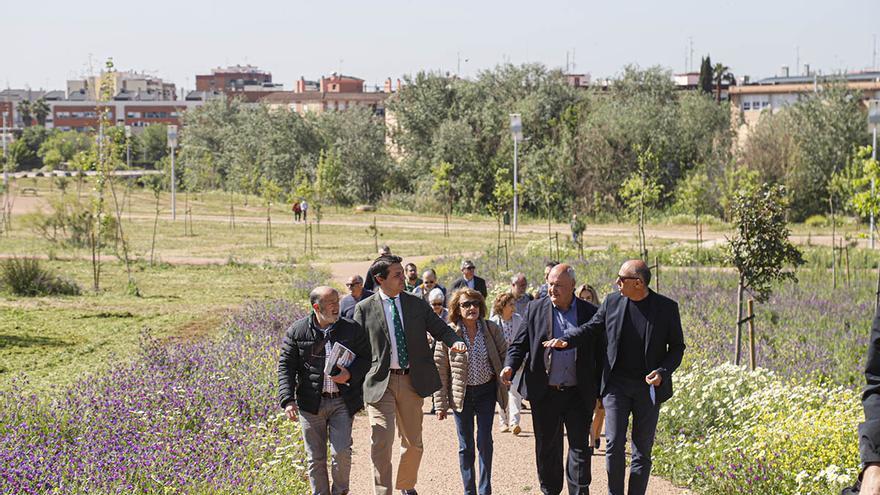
[742,102,751,111]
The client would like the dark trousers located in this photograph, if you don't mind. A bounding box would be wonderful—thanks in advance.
[531,387,593,495]
[603,381,660,495]
[453,380,497,495]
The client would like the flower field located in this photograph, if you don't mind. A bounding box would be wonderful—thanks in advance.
[1,301,310,494]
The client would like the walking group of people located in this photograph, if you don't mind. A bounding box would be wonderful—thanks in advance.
[292,199,309,222]
[278,247,686,495]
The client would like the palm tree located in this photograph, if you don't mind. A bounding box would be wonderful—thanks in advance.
[31,99,50,127]
[713,63,735,103]
[16,100,32,127]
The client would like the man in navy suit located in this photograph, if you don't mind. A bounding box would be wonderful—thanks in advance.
[545,259,686,495]
[501,263,602,495]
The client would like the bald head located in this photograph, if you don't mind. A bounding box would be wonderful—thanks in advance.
[617,259,650,300]
[547,263,576,309]
[309,286,340,326]
[620,260,651,285]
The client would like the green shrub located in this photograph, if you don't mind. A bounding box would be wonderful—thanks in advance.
[804,214,828,228]
[0,257,81,296]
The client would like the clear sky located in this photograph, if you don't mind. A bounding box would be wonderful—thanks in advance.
[3,0,877,92]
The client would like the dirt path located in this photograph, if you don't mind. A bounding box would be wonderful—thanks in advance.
[325,260,692,495]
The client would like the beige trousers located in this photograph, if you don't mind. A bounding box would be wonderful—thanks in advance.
[367,373,425,495]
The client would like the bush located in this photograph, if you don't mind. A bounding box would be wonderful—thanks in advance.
[804,214,828,228]
[654,362,860,494]
[0,257,80,296]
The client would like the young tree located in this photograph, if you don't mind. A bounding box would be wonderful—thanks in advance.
[726,183,804,366]
[316,148,343,212]
[675,167,717,246]
[619,146,663,259]
[487,167,514,249]
[431,161,453,237]
[260,177,282,247]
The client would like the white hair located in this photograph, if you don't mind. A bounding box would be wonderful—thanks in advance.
[428,287,445,303]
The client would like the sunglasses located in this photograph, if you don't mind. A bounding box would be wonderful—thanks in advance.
[463,267,475,271]
[459,300,480,309]
[616,275,640,283]
[345,282,362,287]
[431,302,444,307]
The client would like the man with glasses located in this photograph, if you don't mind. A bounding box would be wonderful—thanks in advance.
[451,260,487,297]
[500,264,601,495]
[278,286,371,495]
[545,260,686,495]
[413,269,446,302]
[354,254,467,495]
[340,275,373,319]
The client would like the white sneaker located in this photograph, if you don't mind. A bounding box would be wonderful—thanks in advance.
[500,424,510,433]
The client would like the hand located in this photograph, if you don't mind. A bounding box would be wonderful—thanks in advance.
[500,366,513,386]
[543,338,568,349]
[331,365,351,384]
[284,403,299,422]
[646,370,663,386]
[862,464,880,494]
[450,341,467,353]
[436,410,447,421]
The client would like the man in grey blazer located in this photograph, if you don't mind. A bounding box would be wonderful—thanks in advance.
[354,254,466,495]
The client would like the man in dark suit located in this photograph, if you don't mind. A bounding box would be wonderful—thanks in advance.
[847,307,880,494]
[354,254,466,495]
[501,263,602,495]
[340,275,373,319]
[451,259,487,297]
[546,259,686,495]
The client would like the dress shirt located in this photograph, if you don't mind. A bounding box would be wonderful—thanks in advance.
[377,288,406,369]
[548,302,578,387]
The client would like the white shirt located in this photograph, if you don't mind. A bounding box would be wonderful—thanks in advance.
[464,277,475,290]
[378,288,406,369]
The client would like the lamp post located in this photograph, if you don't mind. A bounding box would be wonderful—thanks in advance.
[167,125,178,220]
[869,102,880,249]
[124,125,132,169]
[510,114,522,232]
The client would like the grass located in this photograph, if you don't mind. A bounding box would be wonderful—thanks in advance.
[0,258,321,396]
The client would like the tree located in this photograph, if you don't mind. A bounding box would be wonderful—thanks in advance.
[487,167,514,248]
[431,161,453,237]
[713,63,734,103]
[31,99,50,127]
[675,167,717,246]
[726,183,804,366]
[260,178,282,247]
[38,131,91,169]
[16,100,32,127]
[619,146,663,259]
[315,148,343,211]
[137,124,169,167]
[698,55,713,94]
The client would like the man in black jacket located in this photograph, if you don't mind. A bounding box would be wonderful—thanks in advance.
[501,263,602,495]
[546,260,686,495]
[278,286,371,495]
[847,307,880,494]
[451,259,488,297]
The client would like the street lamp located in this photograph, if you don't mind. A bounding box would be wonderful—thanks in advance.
[869,101,880,249]
[509,114,522,232]
[167,125,178,220]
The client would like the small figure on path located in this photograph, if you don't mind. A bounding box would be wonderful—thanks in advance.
[451,259,487,298]
[545,260,686,495]
[340,275,373,319]
[570,213,585,245]
[301,199,309,222]
[277,286,371,495]
[434,288,508,495]
[353,254,467,495]
[293,201,302,222]
[501,264,602,495]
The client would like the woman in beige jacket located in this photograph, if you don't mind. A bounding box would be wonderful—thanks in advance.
[434,288,509,495]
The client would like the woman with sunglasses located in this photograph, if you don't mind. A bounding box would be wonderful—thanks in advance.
[434,288,509,495]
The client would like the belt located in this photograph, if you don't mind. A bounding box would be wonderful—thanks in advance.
[389,368,410,375]
[548,384,577,392]
[321,392,342,399]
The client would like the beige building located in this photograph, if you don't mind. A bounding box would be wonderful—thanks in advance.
[67,71,176,101]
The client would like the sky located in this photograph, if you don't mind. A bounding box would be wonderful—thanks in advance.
[3,0,878,93]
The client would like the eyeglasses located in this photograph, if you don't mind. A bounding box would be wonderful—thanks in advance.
[345,282,362,288]
[463,267,475,271]
[424,280,436,285]
[459,300,480,309]
[616,275,640,283]
[431,302,444,307]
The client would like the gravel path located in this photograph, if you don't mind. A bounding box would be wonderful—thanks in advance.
[347,400,692,494]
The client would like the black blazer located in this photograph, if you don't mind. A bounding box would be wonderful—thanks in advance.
[451,276,488,297]
[504,296,601,404]
[860,308,880,466]
[563,289,686,404]
[277,316,371,416]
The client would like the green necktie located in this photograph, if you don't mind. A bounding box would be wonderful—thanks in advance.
[389,297,409,368]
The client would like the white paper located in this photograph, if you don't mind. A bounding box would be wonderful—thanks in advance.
[649,384,656,405]
[324,341,355,376]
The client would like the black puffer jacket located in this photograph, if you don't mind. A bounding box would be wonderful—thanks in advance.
[278,315,371,416]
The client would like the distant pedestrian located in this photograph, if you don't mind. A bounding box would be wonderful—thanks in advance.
[451,260,488,298]
[293,201,302,222]
[301,199,309,222]
[570,214,585,245]
[277,286,371,495]
[413,269,446,302]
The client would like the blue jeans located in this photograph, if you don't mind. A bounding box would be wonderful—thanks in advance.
[453,380,496,495]
[603,381,660,495]
[299,396,353,495]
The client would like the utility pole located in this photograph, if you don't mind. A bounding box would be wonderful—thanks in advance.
[510,114,522,233]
